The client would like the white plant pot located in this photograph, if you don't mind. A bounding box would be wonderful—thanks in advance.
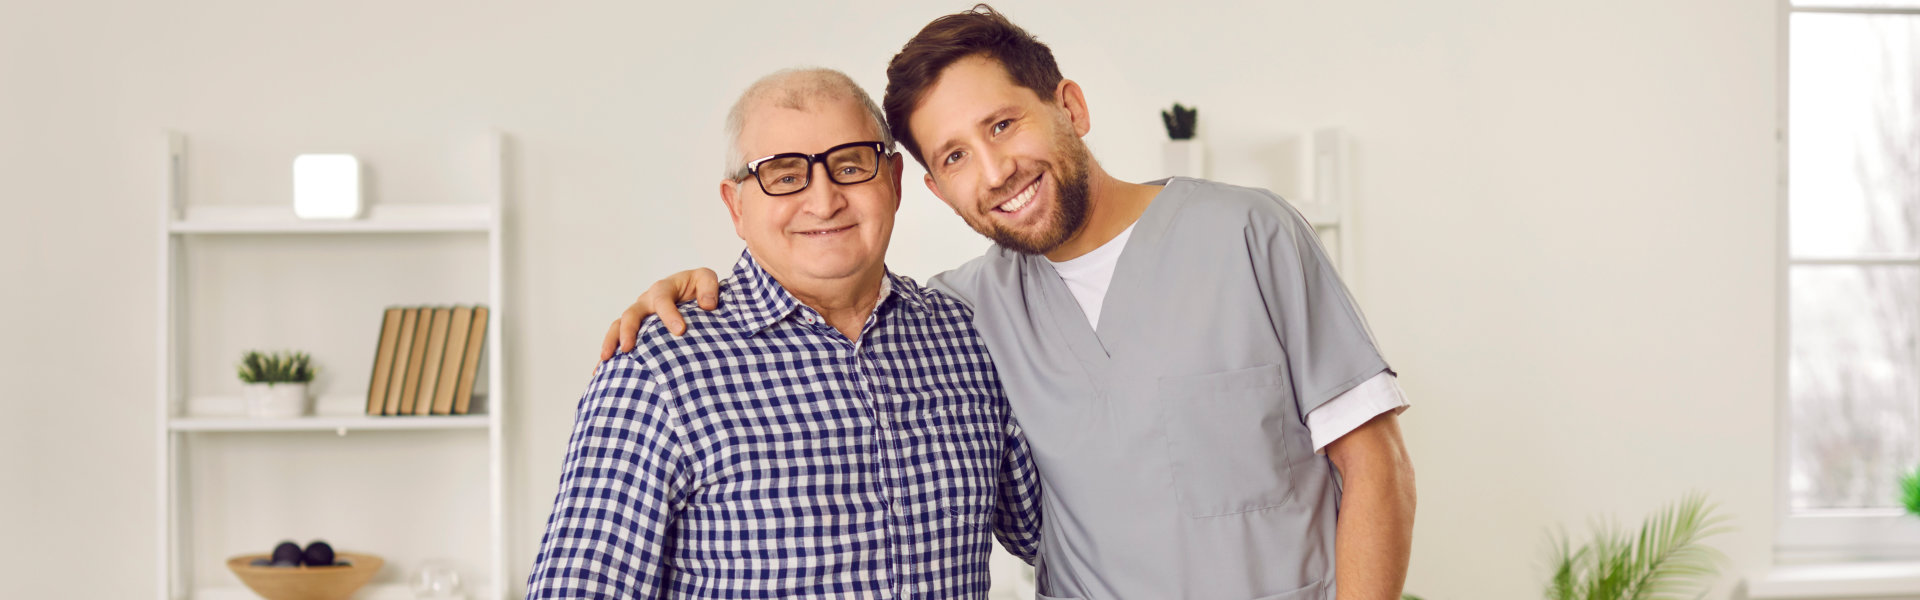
[243,382,310,418]
[1163,139,1207,179]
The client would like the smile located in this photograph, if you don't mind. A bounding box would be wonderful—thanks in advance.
[994,178,1041,214]
[796,224,855,236]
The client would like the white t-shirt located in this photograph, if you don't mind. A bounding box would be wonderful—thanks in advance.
[1046,224,1409,454]
[1046,225,1136,327]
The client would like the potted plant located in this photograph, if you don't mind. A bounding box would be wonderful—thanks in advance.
[237,350,316,418]
[1160,102,1205,178]
[1541,493,1729,600]
[1401,493,1729,600]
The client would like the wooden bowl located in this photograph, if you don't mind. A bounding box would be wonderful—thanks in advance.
[226,552,384,600]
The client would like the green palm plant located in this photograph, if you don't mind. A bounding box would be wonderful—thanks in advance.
[1544,493,1730,600]
[1401,494,1728,600]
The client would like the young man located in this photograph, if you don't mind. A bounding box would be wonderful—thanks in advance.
[604,7,1415,599]
[527,68,1041,599]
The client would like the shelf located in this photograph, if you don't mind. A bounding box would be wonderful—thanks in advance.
[171,204,493,234]
[170,414,489,433]
[160,130,512,599]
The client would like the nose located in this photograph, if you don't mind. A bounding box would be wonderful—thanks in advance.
[976,144,1015,193]
[796,161,848,219]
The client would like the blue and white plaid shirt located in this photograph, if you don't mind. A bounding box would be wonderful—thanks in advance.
[527,251,1043,599]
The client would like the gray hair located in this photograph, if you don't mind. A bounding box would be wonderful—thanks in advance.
[723,68,895,179]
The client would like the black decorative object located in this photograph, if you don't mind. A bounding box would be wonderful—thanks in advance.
[1160,103,1198,140]
[303,540,336,567]
[271,540,304,566]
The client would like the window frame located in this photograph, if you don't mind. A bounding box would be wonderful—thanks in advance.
[1777,0,1920,563]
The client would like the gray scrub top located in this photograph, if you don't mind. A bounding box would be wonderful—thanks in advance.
[929,177,1392,600]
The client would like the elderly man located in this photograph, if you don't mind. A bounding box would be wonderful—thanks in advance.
[525,68,1042,599]
[603,6,1417,600]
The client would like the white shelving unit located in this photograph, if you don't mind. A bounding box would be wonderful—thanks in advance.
[1294,128,1356,280]
[155,131,509,599]
[1167,128,1356,279]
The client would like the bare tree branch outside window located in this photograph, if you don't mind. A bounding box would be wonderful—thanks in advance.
[1789,14,1920,511]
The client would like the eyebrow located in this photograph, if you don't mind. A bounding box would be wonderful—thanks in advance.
[927,105,1021,161]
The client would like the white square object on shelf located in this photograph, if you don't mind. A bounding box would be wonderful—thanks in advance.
[293,154,362,219]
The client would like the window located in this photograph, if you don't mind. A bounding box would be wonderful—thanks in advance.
[1783,0,1920,560]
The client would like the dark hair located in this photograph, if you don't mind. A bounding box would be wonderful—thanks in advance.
[883,4,1063,166]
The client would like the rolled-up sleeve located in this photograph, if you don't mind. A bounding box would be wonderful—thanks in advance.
[526,356,688,599]
[991,414,1044,564]
[1247,194,1394,418]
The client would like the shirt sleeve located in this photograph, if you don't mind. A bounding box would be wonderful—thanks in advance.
[1304,371,1411,454]
[926,270,978,311]
[990,415,1044,564]
[525,356,689,599]
[1247,194,1394,417]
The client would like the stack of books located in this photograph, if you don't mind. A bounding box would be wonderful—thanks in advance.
[364,306,489,416]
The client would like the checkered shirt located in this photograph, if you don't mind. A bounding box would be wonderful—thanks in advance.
[526,251,1043,599]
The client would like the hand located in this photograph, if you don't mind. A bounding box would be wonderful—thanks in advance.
[598,268,722,362]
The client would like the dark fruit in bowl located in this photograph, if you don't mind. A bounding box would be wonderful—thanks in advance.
[303,540,335,566]
[271,541,304,566]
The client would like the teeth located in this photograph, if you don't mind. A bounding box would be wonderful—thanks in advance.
[997,182,1038,213]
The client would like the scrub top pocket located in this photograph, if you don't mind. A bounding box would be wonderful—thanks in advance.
[1157,363,1297,518]
[932,404,999,526]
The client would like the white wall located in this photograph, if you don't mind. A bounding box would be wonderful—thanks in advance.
[0,1,1780,598]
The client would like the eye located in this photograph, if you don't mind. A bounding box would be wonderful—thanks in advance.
[777,175,800,184]
[838,166,868,177]
[944,150,967,166]
[992,119,1012,135]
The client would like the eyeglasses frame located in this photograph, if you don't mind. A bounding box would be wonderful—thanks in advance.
[735,141,893,197]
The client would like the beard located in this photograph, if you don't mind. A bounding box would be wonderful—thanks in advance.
[972,126,1093,256]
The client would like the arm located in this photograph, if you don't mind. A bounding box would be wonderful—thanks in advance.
[1325,412,1416,600]
[597,267,722,365]
[991,417,1044,563]
[526,357,688,599]
[1242,194,1409,596]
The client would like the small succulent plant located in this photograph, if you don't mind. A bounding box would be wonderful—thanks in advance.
[236,350,315,385]
[1161,102,1198,140]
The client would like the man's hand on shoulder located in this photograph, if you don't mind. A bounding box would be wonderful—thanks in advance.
[597,267,724,366]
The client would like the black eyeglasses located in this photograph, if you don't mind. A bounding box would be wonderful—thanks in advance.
[736,141,890,196]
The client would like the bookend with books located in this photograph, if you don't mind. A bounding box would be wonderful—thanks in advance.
[364,305,489,416]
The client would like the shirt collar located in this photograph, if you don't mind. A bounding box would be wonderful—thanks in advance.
[730,250,926,337]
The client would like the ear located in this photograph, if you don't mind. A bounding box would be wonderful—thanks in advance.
[1056,78,1091,137]
[923,171,944,202]
[923,171,964,216]
[886,154,906,214]
[719,179,748,240]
